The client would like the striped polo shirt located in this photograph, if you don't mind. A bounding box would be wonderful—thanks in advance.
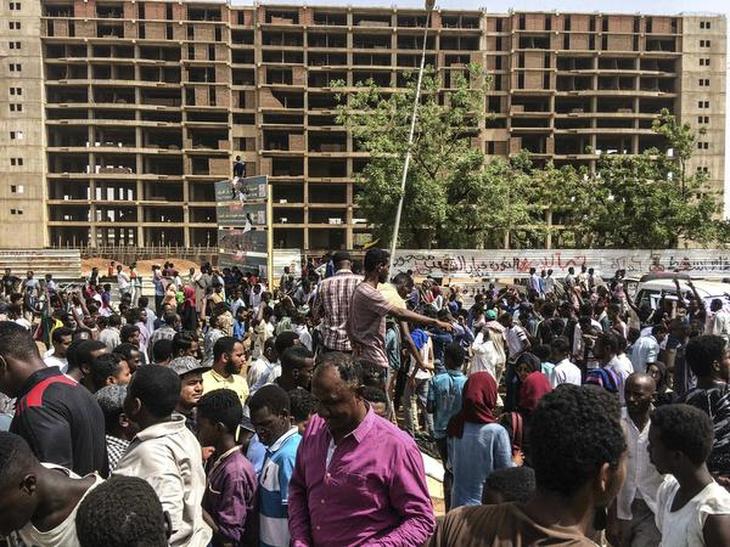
[259,427,302,547]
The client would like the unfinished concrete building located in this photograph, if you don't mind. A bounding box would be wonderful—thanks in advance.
[0,1,725,250]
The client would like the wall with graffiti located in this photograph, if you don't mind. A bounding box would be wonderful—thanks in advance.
[391,249,730,279]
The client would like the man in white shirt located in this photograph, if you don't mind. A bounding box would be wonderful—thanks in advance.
[630,325,667,374]
[564,266,576,291]
[576,265,589,291]
[250,332,300,395]
[469,325,500,378]
[98,315,122,353]
[43,327,74,374]
[113,365,211,547]
[116,265,131,298]
[595,332,634,405]
[709,299,730,344]
[529,268,542,296]
[249,283,263,311]
[551,336,582,387]
[650,404,730,547]
[0,432,103,547]
[609,373,663,547]
[502,314,530,362]
[137,296,157,335]
[248,338,278,396]
[292,313,312,352]
[229,288,246,319]
[544,269,555,295]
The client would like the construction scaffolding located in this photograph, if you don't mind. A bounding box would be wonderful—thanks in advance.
[0,2,725,251]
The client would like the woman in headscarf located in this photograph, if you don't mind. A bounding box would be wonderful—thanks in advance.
[515,352,552,419]
[447,371,513,508]
[647,360,675,406]
[180,285,198,333]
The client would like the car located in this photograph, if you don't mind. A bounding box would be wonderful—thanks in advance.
[633,275,730,312]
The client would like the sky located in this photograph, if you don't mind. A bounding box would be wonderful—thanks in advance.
[249,0,730,216]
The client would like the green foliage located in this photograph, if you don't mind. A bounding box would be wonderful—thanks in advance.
[335,65,516,248]
[336,68,724,250]
[582,109,720,248]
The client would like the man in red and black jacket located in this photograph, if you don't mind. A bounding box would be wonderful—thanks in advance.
[0,322,108,477]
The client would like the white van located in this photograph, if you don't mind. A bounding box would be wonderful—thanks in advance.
[633,273,730,311]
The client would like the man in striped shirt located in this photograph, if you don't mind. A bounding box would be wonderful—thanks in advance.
[312,251,362,353]
[250,385,302,547]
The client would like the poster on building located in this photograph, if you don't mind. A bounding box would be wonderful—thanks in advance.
[214,177,268,204]
[391,249,730,279]
[215,176,272,283]
[215,177,268,227]
[217,227,268,254]
[218,250,268,276]
[216,202,267,227]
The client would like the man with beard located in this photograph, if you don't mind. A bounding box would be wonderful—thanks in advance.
[346,248,452,376]
[202,336,249,406]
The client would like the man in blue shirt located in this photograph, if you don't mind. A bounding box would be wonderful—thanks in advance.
[428,309,455,373]
[250,384,302,547]
[427,342,468,511]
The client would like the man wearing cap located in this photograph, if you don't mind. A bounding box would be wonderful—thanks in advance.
[169,355,211,433]
[311,250,362,353]
[95,384,136,472]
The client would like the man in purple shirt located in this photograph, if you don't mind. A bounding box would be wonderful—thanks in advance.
[288,353,436,546]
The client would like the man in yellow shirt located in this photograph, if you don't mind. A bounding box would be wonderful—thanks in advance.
[202,336,249,406]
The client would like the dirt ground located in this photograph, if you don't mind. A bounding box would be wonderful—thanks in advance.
[81,257,200,276]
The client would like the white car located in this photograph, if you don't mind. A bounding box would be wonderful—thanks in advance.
[633,273,730,311]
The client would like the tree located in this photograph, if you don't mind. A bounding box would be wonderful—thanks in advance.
[582,109,720,248]
[337,68,724,250]
[334,65,527,249]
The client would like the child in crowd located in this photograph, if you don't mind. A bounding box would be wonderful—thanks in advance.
[650,404,730,547]
[197,389,257,547]
[75,475,169,547]
[362,386,389,418]
[481,466,536,505]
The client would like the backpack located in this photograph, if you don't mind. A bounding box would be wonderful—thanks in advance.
[585,367,620,393]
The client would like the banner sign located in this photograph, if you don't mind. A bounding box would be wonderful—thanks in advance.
[216,202,266,227]
[214,177,267,203]
[215,176,271,280]
[391,249,730,279]
[218,250,268,276]
[217,228,267,254]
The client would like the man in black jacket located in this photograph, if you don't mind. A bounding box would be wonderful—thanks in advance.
[0,322,108,477]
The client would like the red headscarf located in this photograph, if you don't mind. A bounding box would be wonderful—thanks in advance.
[447,371,498,439]
[518,371,552,415]
[183,286,196,309]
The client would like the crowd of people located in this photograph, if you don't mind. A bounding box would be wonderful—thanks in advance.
[0,249,730,546]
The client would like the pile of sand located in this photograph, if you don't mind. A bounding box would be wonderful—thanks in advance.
[81,258,124,275]
[135,258,199,275]
[82,257,201,276]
